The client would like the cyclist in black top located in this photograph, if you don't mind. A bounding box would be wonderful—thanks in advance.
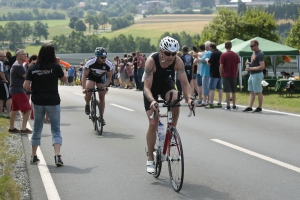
[82,47,114,126]
[143,36,195,174]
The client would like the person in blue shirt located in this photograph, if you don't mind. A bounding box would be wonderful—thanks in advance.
[67,67,75,86]
[198,41,212,107]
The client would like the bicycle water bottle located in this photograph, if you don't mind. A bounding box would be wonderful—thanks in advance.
[246,59,249,69]
[157,121,165,161]
[158,121,165,146]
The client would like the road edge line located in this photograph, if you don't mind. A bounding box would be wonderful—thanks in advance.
[27,122,61,200]
[211,139,300,173]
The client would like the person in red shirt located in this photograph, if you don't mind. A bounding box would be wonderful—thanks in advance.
[219,41,240,110]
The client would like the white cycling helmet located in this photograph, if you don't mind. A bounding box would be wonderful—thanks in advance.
[159,36,180,52]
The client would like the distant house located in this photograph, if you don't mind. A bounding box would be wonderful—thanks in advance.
[79,2,85,7]
[217,0,274,10]
[136,1,171,14]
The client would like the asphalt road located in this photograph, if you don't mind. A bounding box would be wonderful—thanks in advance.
[22,86,300,200]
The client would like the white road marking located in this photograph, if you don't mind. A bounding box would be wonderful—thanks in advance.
[234,104,300,118]
[27,122,61,200]
[211,139,300,173]
[110,103,134,111]
[74,93,85,96]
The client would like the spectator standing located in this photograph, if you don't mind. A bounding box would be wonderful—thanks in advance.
[112,56,120,88]
[79,62,84,86]
[205,42,223,108]
[198,41,212,107]
[137,51,145,91]
[0,51,12,116]
[9,49,32,133]
[219,41,240,110]
[196,44,205,105]
[8,49,18,71]
[243,40,265,113]
[119,58,126,88]
[23,43,66,166]
[132,52,139,90]
[67,66,75,86]
[181,46,193,83]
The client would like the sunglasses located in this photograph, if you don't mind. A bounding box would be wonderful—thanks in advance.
[99,56,107,59]
[250,45,256,48]
[163,51,177,57]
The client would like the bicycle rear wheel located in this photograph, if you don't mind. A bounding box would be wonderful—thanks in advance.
[95,101,103,135]
[153,134,162,178]
[90,98,96,131]
[167,127,184,192]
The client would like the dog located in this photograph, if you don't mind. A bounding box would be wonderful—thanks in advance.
[281,71,294,77]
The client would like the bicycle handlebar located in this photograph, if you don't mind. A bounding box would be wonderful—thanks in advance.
[149,92,195,119]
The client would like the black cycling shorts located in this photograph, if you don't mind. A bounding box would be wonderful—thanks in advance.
[143,79,176,111]
[0,83,11,101]
[86,75,105,84]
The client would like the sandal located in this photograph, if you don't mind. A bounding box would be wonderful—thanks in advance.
[20,128,32,134]
[8,128,20,133]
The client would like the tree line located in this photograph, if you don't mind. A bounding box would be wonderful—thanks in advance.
[51,30,199,54]
[0,21,49,50]
[68,13,134,32]
[0,8,65,21]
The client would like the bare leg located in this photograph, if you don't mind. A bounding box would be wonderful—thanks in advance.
[249,91,255,108]
[209,90,215,104]
[146,110,158,161]
[226,92,231,107]
[21,110,30,130]
[32,146,38,156]
[10,111,18,129]
[218,89,223,104]
[54,144,61,155]
[257,92,263,108]
[232,92,236,106]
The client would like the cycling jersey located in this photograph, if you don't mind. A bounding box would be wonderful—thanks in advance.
[85,57,114,83]
[143,52,176,111]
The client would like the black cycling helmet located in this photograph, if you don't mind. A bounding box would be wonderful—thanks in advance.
[95,47,107,57]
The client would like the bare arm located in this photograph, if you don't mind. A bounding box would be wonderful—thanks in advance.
[143,58,156,104]
[219,63,223,78]
[105,70,113,87]
[81,68,90,90]
[0,72,8,83]
[59,75,67,83]
[247,61,265,72]
[23,80,31,92]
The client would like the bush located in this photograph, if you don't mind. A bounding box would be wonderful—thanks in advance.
[200,7,212,14]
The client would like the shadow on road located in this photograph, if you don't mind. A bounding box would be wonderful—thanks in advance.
[98,131,135,139]
[60,106,83,113]
[48,165,97,174]
[151,178,232,199]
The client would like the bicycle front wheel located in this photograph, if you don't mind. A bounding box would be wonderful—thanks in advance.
[90,98,96,131]
[167,127,184,192]
[153,134,162,178]
[95,101,103,135]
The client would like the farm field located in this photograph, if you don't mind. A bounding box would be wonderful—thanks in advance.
[99,14,213,46]
[0,11,215,54]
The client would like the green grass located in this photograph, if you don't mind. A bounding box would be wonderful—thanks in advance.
[0,118,21,200]
[221,90,300,114]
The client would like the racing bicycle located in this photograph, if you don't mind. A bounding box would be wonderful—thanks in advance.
[148,92,195,192]
[85,87,107,135]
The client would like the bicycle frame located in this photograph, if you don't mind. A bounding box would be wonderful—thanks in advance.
[160,109,181,159]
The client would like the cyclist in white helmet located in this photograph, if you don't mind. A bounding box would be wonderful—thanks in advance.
[82,47,114,126]
[143,36,195,174]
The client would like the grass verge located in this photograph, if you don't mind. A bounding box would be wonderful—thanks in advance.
[0,117,21,200]
[222,90,300,114]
